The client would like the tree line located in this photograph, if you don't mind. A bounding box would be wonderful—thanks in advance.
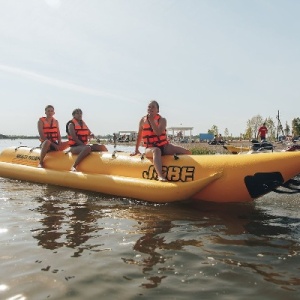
[207,114,300,141]
[2,114,300,142]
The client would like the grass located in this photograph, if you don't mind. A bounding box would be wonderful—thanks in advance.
[190,147,217,155]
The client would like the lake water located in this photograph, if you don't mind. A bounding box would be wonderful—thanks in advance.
[0,139,300,300]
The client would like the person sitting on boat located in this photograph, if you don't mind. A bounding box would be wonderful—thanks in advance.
[38,105,69,168]
[258,123,268,141]
[131,100,191,182]
[66,108,108,172]
[217,133,225,144]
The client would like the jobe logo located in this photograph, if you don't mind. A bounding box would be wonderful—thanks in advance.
[142,165,195,182]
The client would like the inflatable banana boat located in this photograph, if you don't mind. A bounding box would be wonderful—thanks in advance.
[0,146,300,203]
[223,145,251,154]
[224,141,275,154]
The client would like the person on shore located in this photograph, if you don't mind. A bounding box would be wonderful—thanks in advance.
[113,133,117,147]
[258,123,268,141]
[66,108,108,171]
[131,100,191,182]
[38,105,69,168]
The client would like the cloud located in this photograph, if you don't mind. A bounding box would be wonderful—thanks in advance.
[44,0,61,9]
[0,64,139,103]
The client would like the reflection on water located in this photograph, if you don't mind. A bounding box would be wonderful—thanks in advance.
[27,185,300,295]
[33,197,65,250]
[273,176,300,196]
[1,139,300,299]
[31,186,102,256]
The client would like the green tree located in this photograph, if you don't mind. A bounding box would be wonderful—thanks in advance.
[292,118,300,137]
[244,122,253,140]
[284,121,290,136]
[224,128,229,139]
[245,115,263,139]
[208,125,218,136]
[265,117,276,141]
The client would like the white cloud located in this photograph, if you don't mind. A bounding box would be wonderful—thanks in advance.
[44,0,61,9]
[0,64,139,104]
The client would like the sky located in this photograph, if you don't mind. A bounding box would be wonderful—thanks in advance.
[0,0,299,137]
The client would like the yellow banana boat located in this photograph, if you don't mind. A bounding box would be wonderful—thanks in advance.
[223,144,251,154]
[0,146,300,203]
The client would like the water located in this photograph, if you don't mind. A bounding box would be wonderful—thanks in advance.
[0,139,300,300]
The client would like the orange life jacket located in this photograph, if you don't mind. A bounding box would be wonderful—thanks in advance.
[39,117,59,143]
[66,118,90,146]
[142,114,168,148]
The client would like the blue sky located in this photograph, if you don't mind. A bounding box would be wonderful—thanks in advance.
[1,0,299,136]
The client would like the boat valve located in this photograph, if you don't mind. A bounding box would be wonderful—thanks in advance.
[30,146,41,152]
[262,184,269,191]
[174,153,179,160]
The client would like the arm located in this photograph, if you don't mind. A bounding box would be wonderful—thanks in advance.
[147,115,167,136]
[84,123,93,140]
[88,132,94,140]
[38,119,47,141]
[56,121,62,144]
[68,123,85,145]
[131,118,144,155]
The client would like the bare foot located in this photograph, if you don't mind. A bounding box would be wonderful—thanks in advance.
[158,176,167,182]
[37,163,43,168]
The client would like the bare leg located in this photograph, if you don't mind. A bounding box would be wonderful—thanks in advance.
[70,145,92,171]
[145,147,166,181]
[91,144,108,151]
[58,141,70,151]
[38,140,51,167]
[163,143,191,155]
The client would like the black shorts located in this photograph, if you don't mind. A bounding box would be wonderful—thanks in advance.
[49,144,57,151]
[147,144,167,155]
[70,144,92,149]
[40,141,58,151]
[158,145,167,156]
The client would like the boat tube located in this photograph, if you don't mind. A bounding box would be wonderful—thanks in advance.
[0,146,300,203]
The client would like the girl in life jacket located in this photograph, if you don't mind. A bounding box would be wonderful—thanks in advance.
[131,100,191,182]
[37,105,69,168]
[66,108,108,172]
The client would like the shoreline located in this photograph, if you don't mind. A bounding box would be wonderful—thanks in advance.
[110,139,296,153]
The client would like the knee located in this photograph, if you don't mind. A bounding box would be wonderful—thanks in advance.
[42,140,51,149]
[79,145,91,156]
[152,147,162,157]
[85,145,92,154]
